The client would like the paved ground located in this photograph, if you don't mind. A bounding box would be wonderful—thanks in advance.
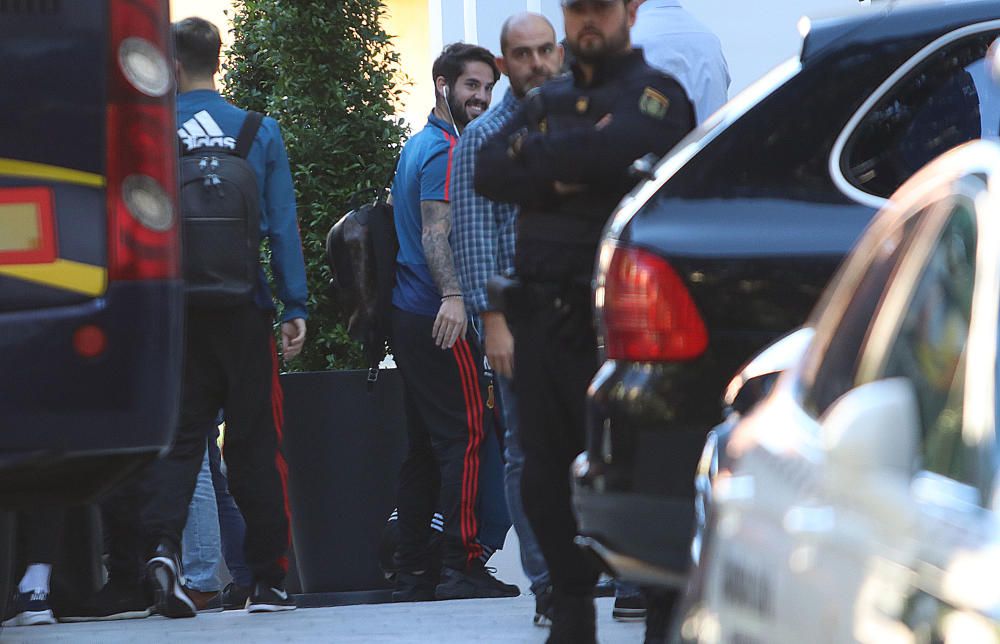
[1,530,649,642]
[1,596,646,643]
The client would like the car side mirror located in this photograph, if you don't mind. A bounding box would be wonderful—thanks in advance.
[821,377,919,478]
[723,328,814,415]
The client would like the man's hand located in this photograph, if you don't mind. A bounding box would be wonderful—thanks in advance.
[482,311,514,379]
[433,297,468,349]
[281,318,307,360]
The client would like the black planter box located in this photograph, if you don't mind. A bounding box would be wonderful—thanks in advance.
[280,369,408,594]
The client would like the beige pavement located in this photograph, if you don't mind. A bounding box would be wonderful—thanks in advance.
[1,596,645,643]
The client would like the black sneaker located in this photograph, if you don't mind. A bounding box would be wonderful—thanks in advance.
[435,563,520,600]
[58,579,152,622]
[2,589,56,626]
[146,543,196,619]
[392,570,437,603]
[534,585,554,627]
[612,593,647,621]
[221,582,251,610]
[547,592,596,644]
[246,582,296,613]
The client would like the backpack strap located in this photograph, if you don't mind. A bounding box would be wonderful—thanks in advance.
[234,111,264,159]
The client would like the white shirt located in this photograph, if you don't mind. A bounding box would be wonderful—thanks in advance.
[631,0,731,124]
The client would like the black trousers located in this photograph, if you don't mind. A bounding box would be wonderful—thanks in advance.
[140,303,291,586]
[512,289,600,596]
[391,307,488,572]
[18,509,65,565]
[101,478,147,586]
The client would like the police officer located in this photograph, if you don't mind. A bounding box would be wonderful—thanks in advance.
[475,1,694,642]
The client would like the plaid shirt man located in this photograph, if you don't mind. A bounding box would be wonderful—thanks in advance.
[452,89,520,314]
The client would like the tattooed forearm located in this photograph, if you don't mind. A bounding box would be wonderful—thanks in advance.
[420,200,462,296]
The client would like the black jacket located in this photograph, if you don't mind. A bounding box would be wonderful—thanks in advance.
[475,48,695,283]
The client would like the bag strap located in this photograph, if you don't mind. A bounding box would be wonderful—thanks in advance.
[234,111,264,159]
[384,154,401,192]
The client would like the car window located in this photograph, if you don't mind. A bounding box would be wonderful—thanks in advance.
[843,30,1000,200]
[860,201,977,483]
[804,210,924,416]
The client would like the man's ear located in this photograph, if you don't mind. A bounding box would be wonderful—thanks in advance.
[556,43,565,68]
[495,56,508,78]
[435,75,448,99]
[627,0,638,28]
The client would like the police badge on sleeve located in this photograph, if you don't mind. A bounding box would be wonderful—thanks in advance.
[639,87,670,120]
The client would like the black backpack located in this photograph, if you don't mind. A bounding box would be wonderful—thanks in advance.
[179,111,264,307]
[326,182,398,386]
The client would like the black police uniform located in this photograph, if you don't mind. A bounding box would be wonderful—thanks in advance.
[475,48,694,604]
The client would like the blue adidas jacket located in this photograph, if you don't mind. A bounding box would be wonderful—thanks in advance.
[177,90,308,322]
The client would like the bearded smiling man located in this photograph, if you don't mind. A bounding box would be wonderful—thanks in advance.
[387,43,522,603]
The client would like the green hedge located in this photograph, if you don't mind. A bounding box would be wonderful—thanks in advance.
[223,0,407,371]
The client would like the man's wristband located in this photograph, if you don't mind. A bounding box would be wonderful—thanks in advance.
[441,293,464,300]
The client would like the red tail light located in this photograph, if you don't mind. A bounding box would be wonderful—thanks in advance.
[106,0,178,281]
[602,245,708,361]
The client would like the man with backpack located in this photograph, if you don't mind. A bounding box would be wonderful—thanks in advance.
[140,17,307,618]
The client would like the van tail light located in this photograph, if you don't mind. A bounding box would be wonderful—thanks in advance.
[106,0,179,281]
[602,244,708,361]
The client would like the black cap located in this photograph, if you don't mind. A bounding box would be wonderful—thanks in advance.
[561,0,618,6]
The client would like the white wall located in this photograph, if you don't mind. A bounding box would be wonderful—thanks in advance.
[428,0,877,107]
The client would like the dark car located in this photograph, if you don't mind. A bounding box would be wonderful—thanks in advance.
[0,0,182,506]
[572,0,1000,590]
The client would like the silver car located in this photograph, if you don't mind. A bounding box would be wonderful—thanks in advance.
[679,139,1000,644]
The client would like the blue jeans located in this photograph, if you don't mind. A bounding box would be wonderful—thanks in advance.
[208,426,253,588]
[181,441,222,592]
[498,373,550,593]
[468,316,513,556]
[477,421,511,554]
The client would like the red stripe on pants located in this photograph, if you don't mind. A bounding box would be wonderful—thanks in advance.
[452,338,484,563]
[269,337,293,571]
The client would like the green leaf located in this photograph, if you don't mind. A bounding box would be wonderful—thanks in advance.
[222,0,408,372]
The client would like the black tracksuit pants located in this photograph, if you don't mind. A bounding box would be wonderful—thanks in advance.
[140,303,291,586]
[391,307,488,572]
[512,288,600,597]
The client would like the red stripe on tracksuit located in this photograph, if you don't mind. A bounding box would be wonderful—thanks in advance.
[452,338,485,563]
[269,336,293,572]
[442,131,457,201]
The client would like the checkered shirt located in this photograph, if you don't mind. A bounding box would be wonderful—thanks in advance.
[451,89,521,314]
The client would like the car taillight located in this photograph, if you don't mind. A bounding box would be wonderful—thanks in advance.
[106,0,178,281]
[601,244,708,361]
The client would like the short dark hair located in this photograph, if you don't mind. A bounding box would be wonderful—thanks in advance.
[432,43,500,90]
[173,17,222,78]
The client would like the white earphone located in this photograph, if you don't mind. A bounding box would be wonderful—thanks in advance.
[440,83,460,138]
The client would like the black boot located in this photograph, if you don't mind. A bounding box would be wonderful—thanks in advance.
[547,591,596,644]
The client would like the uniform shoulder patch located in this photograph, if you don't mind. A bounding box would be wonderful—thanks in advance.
[638,86,670,120]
